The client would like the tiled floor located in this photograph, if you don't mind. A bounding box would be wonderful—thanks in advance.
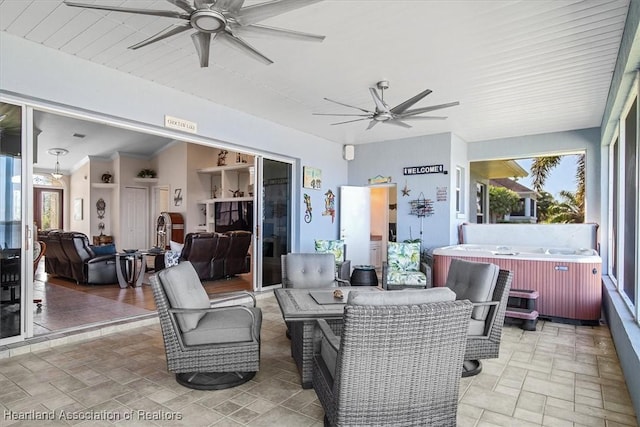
[0,294,637,426]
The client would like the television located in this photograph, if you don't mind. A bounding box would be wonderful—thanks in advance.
[214,201,253,233]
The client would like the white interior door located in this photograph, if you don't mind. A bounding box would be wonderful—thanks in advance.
[121,187,148,250]
[339,186,371,268]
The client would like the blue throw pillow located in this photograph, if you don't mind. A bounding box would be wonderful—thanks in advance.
[91,243,116,256]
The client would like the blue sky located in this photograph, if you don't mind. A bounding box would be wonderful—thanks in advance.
[515,155,580,199]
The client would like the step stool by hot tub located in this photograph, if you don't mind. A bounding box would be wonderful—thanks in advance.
[506,289,539,331]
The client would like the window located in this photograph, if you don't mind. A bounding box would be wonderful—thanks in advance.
[455,166,464,214]
[608,77,639,323]
[476,183,486,223]
[622,96,637,307]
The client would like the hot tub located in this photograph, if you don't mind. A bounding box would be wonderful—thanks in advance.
[433,244,602,323]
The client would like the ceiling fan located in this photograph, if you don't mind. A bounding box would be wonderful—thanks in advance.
[63,0,325,67]
[314,81,460,130]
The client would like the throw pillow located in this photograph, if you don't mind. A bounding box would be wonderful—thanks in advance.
[158,261,209,332]
[91,243,116,256]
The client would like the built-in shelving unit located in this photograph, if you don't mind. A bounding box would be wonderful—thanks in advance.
[196,162,254,233]
[91,182,116,189]
[133,177,159,184]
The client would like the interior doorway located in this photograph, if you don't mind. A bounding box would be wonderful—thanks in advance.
[369,184,397,272]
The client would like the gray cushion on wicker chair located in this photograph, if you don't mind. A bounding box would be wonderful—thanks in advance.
[445,258,499,321]
[281,253,348,288]
[312,292,473,427]
[159,261,210,332]
[444,259,513,377]
[347,287,455,306]
[150,262,262,390]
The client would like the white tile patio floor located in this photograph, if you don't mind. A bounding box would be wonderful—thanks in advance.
[0,293,637,426]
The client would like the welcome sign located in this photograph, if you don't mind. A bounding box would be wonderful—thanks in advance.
[403,164,446,175]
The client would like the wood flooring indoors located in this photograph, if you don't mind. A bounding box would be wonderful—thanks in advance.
[31,260,252,336]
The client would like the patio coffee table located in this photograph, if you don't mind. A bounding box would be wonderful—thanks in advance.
[274,287,380,388]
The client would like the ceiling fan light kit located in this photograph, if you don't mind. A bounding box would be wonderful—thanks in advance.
[63,0,325,68]
[314,80,459,130]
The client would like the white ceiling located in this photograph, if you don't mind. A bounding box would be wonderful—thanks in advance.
[0,0,632,170]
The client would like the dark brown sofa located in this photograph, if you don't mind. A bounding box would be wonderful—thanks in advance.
[41,231,117,284]
[156,231,251,280]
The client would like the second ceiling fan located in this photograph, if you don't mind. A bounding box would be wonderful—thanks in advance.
[64,0,325,67]
[314,81,459,130]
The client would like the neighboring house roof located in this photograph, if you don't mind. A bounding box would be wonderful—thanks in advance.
[490,178,538,198]
[471,160,528,179]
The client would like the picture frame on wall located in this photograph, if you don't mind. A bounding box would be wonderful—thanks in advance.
[74,198,83,220]
[303,166,322,189]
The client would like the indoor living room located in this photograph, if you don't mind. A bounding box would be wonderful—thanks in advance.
[13,108,260,337]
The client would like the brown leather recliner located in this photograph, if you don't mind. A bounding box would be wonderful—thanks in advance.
[59,232,118,284]
[224,231,252,277]
[41,230,73,280]
[210,233,230,280]
[180,232,218,280]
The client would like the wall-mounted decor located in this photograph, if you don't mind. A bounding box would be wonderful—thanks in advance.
[73,198,83,221]
[96,198,106,219]
[403,164,447,175]
[322,189,336,223]
[303,193,312,223]
[401,181,411,197]
[368,175,392,185]
[303,166,322,189]
[436,187,448,202]
[217,150,228,166]
[409,192,434,243]
[174,189,183,206]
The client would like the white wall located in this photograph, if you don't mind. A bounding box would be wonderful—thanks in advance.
[0,33,348,251]
[348,133,456,248]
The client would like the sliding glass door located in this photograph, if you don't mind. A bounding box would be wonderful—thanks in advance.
[257,158,292,288]
[0,102,27,342]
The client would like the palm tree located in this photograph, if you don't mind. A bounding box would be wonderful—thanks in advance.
[546,190,584,223]
[530,156,561,192]
[530,154,585,223]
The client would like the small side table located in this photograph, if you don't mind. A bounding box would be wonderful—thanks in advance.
[115,252,147,289]
[350,265,379,286]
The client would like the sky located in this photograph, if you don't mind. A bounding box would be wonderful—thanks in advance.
[515,154,581,199]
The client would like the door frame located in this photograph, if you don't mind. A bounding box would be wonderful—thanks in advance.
[254,155,297,292]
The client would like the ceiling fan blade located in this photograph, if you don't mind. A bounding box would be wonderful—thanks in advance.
[236,0,323,26]
[129,24,192,50]
[366,120,379,130]
[383,119,412,129]
[194,0,215,9]
[191,32,213,67]
[369,88,390,113]
[399,101,460,116]
[323,98,373,114]
[215,0,245,13]
[330,118,370,126]
[313,113,371,117]
[232,24,325,42]
[218,32,273,64]
[63,1,189,19]
[389,88,432,114]
[399,116,448,121]
[166,0,196,13]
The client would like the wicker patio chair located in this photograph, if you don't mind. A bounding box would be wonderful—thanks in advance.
[149,261,262,390]
[444,258,513,376]
[312,288,473,427]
